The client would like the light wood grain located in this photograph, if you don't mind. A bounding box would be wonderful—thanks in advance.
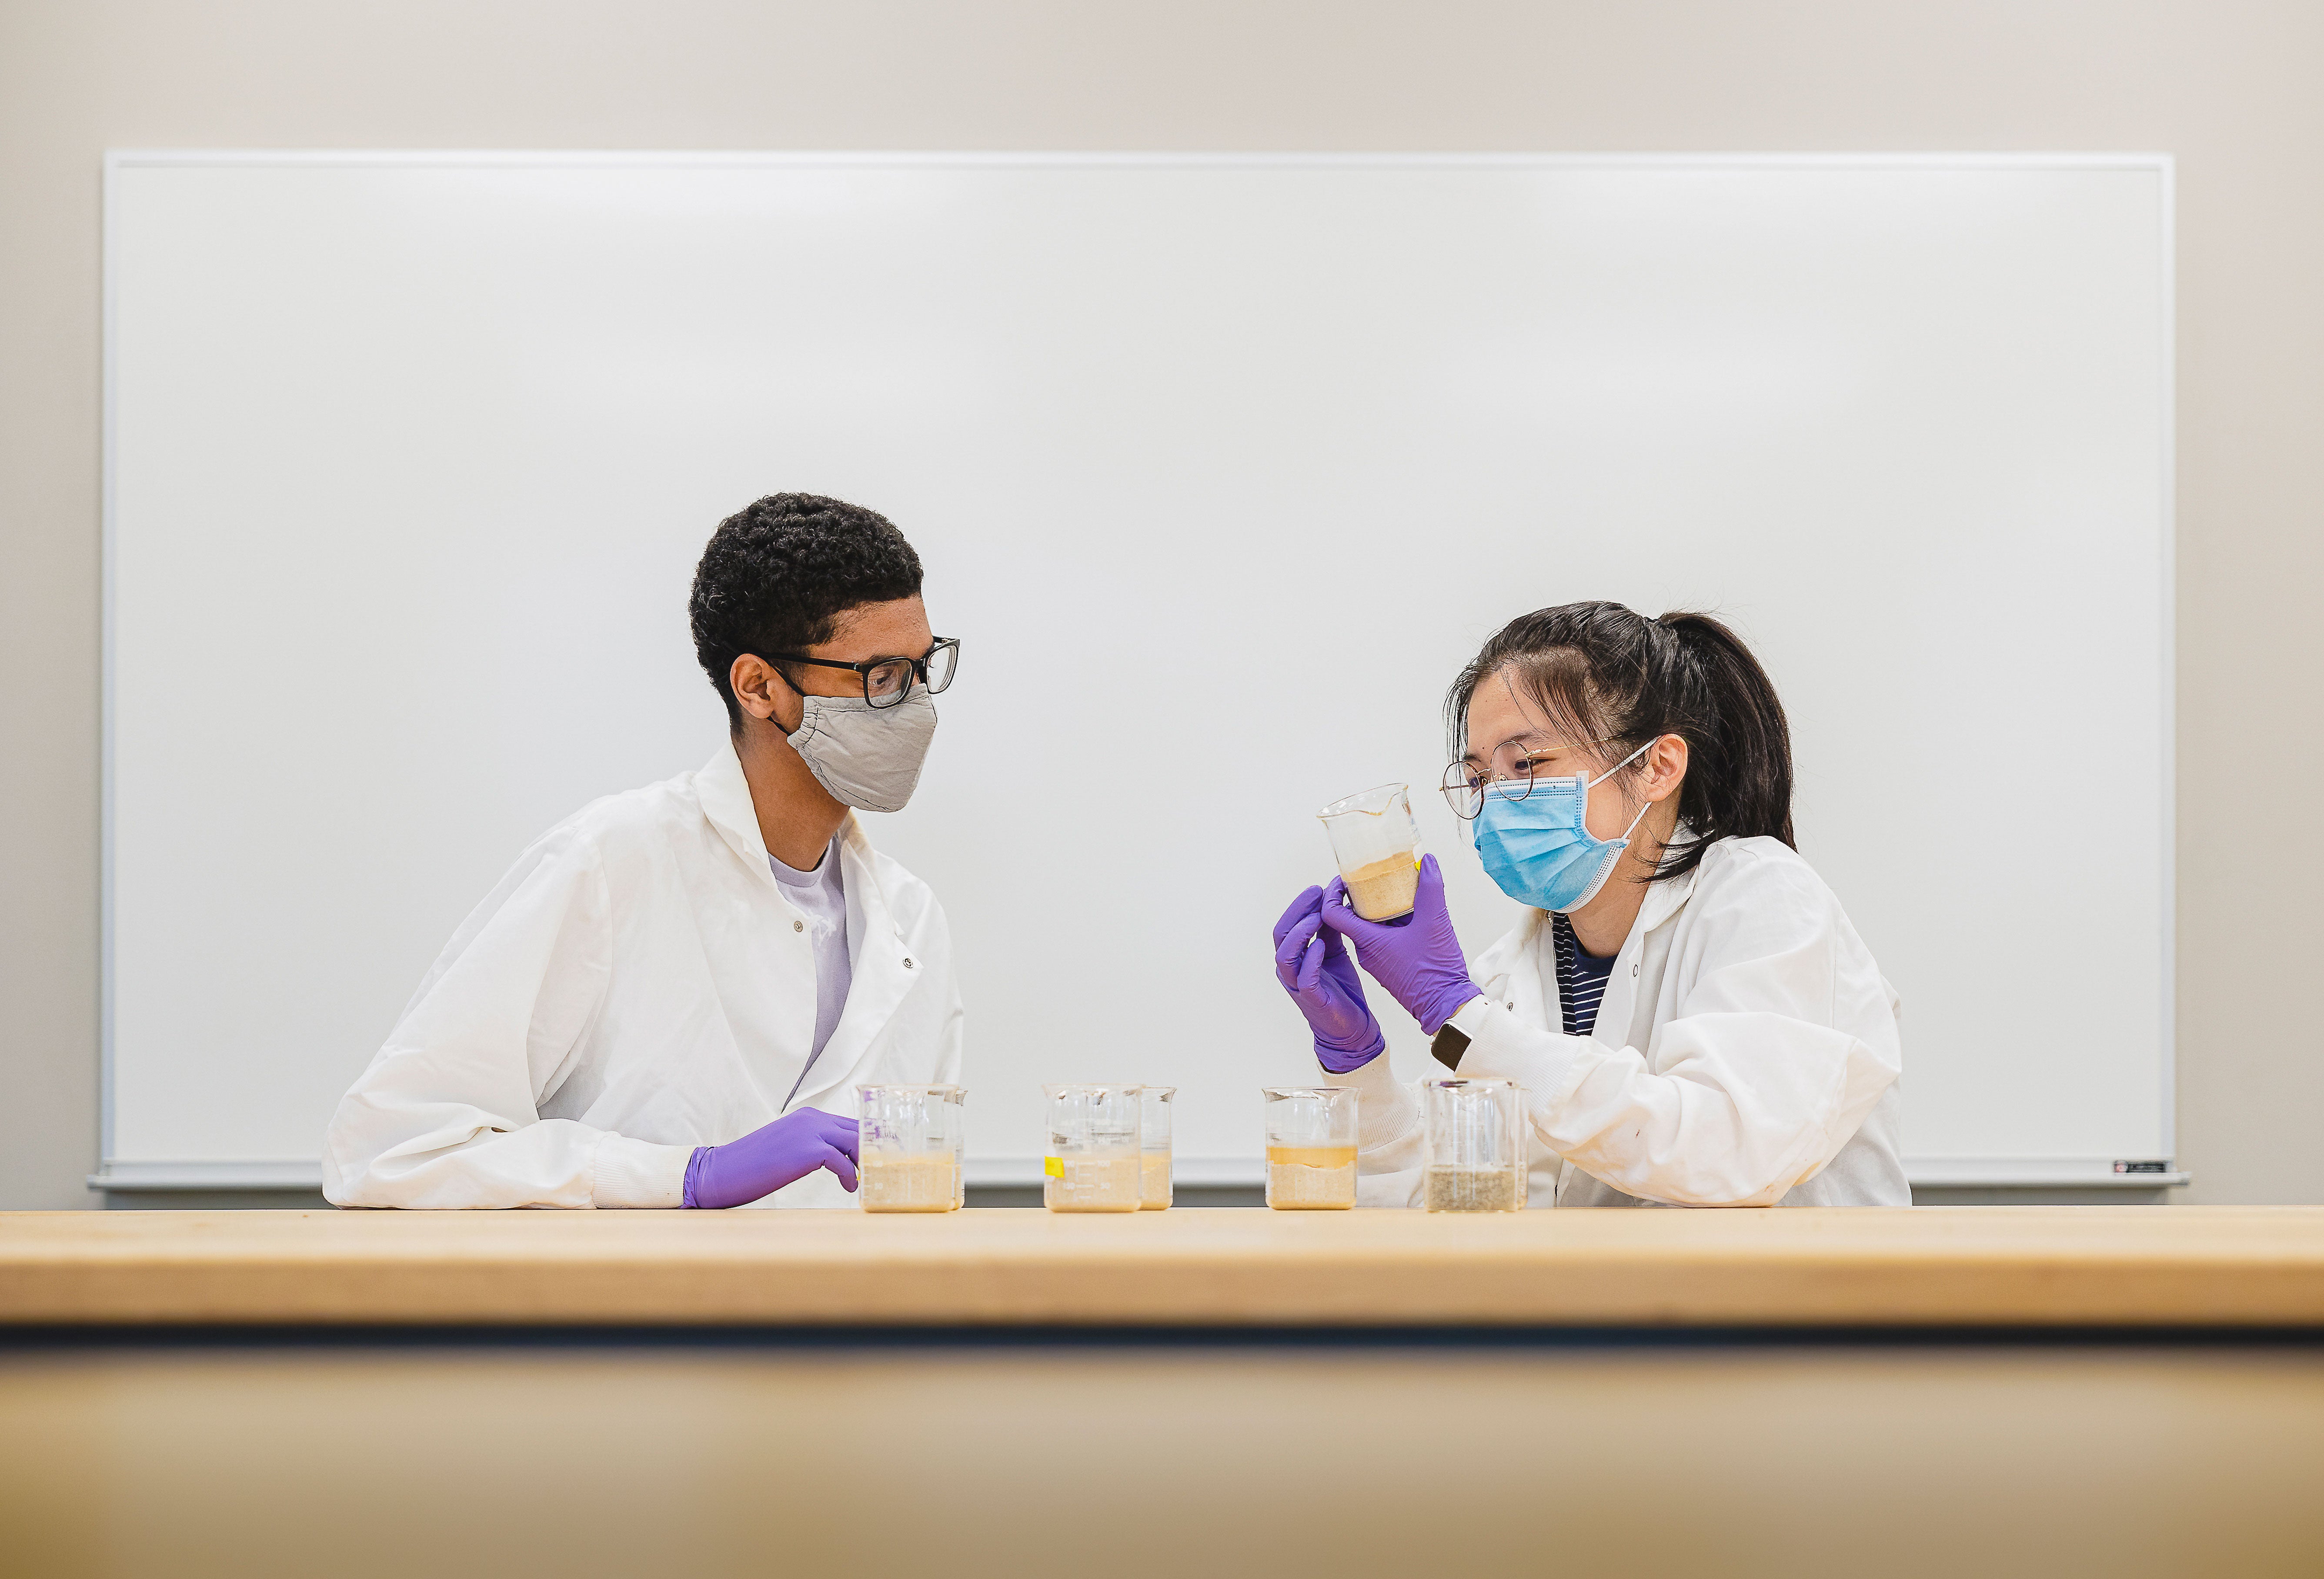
[6,1206,2324,1326]
[10,1349,2324,1577]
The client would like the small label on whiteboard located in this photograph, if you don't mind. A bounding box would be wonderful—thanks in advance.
[2114,1159,2169,1174]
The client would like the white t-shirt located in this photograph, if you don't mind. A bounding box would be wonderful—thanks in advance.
[770,837,851,1106]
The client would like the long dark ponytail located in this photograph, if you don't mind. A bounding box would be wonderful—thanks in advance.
[1444,602,1795,882]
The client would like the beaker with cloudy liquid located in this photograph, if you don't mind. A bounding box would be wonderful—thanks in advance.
[1317,783,1422,921]
[1262,1086,1359,1209]
[1139,1086,1175,1210]
[1042,1084,1144,1212]
[857,1084,965,1213]
[934,1083,967,1208]
[1422,1078,1526,1212]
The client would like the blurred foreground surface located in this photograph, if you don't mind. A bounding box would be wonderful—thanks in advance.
[3,1342,2321,1577]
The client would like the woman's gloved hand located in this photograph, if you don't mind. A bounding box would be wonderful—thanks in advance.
[1319,855,1482,1036]
[1273,886,1388,1072]
[683,1108,860,1208]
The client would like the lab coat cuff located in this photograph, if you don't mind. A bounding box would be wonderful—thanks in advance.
[1330,1043,1402,1103]
[1456,1001,1586,1112]
[590,1134,694,1208]
[1446,995,1496,1042]
[1329,1043,1421,1153]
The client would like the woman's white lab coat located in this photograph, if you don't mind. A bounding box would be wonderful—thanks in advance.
[322,741,963,1209]
[1334,833,1907,1208]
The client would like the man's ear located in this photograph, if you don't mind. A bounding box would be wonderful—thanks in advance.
[730,654,800,733]
[1642,733,1690,803]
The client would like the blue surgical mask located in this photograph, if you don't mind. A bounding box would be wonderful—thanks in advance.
[1470,740,1656,913]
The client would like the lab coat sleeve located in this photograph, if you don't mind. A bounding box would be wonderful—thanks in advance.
[1455,864,1900,1208]
[1327,1049,1427,1209]
[321,830,695,1209]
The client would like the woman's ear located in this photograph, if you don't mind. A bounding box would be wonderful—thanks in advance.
[730,654,800,733]
[1640,733,1690,803]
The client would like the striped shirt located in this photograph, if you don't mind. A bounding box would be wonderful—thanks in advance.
[1549,911,1617,1037]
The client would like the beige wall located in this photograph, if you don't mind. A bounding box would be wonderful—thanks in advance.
[4,1,2318,1208]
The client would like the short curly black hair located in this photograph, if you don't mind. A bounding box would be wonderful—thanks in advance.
[689,493,925,727]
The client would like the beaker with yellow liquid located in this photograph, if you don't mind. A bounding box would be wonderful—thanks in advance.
[856,1083,965,1213]
[1262,1085,1359,1209]
[1139,1085,1175,1210]
[1042,1084,1145,1212]
[1316,783,1422,921]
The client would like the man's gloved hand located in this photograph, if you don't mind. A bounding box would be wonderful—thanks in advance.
[1273,886,1388,1073]
[1318,854,1482,1035]
[683,1108,860,1209]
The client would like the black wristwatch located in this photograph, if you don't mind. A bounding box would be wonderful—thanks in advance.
[1430,1023,1469,1071]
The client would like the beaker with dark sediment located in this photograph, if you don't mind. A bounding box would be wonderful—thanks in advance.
[1422,1077,1526,1212]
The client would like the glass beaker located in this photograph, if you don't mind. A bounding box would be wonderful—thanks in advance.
[1139,1086,1176,1210]
[934,1083,968,1208]
[1262,1086,1359,1210]
[857,1084,965,1213]
[1317,783,1422,921]
[1422,1078,1526,1212]
[1042,1084,1144,1213]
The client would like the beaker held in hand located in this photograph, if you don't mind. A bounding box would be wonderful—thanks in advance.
[1317,783,1422,921]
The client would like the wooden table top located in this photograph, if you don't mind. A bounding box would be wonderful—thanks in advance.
[6,1206,2324,1328]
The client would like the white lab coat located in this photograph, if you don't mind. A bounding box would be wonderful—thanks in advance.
[322,740,964,1209]
[1335,833,1907,1208]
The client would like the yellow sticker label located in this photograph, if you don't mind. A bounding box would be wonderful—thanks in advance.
[1043,1156,1065,1178]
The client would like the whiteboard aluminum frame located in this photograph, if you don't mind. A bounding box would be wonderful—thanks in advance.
[89,1158,2191,1193]
[94,149,2178,1194]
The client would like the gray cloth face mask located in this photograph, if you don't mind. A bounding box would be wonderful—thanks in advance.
[785,690,938,813]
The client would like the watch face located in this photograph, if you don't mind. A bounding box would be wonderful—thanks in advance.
[1430,1024,1470,1071]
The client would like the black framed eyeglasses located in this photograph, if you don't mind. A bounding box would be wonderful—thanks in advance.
[766,637,960,709]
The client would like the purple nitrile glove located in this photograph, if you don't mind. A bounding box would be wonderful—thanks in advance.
[683,1108,860,1209]
[1318,854,1482,1036]
[1272,885,1388,1073]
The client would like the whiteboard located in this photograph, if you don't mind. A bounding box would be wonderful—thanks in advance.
[101,153,2174,1191]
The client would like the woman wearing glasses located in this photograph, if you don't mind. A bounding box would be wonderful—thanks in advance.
[1271,602,1906,1208]
[324,494,966,1210]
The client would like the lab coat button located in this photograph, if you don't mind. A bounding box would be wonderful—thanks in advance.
[1631,963,1639,976]
[903,957,915,969]
[793,920,804,933]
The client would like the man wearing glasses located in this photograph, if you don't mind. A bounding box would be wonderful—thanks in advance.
[324,494,964,1209]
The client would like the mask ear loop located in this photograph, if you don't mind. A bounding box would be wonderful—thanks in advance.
[1589,737,1663,844]
[1617,795,1655,843]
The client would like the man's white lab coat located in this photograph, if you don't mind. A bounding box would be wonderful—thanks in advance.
[1336,833,1907,1208]
[323,741,963,1209]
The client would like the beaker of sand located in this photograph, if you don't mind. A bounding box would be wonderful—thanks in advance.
[1262,1086,1359,1210]
[857,1084,965,1213]
[1042,1084,1145,1213]
[1139,1086,1175,1210]
[1421,1078,1526,1212]
[1316,783,1422,920]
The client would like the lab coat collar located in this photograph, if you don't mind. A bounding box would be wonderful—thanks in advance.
[696,736,775,879]
[786,823,914,1113]
[1572,823,1700,1050]
[1631,826,1702,937]
[694,740,917,1114]
[696,737,888,903]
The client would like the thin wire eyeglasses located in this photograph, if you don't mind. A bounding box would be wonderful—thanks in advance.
[1439,736,1612,820]
[765,637,960,709]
